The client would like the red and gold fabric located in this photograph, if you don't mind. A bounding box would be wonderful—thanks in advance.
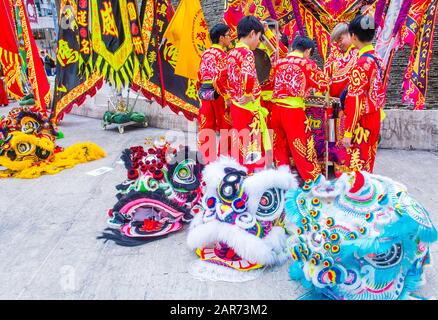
[221,42,261,103]
[324,45,359,98]
[343,45,385,137]
[257,29,287,127]
[0,77,8,106]
[197,96,232,165]
[293,0,377,61]
[229,99,268,173]
[271,106,321,181]
[16,0,51,115]
[344,110,381,173]
[271,51,327,181]
[215,41,270,171]
[197,44,232,164]
[272,51,329,101]
[198,44,228,89]
[162,0,210,80]
[401,0,438,110]
[132,0,200,121]
[223,0,297,38]
[343,45,385,173]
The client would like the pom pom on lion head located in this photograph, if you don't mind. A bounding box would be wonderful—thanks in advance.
[187,157,299,271]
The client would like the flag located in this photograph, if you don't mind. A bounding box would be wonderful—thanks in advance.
[132,0,200,121]
[17,0,51,115]
[90,0,147,91]
[375,0,412,88]
[0,0,25,100]
[50,0,103,124]
[223,0,298,39]
[162,0,210,80]
[296,0,377,61]
[402,0,438,109]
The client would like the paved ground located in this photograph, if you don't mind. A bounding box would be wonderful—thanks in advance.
[0,106,437,300]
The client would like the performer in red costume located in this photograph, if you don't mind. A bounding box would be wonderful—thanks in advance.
[260,30,289,128]
[197,23,232,165]
[325,23,359,98]
[342,15,385,173]
[324,23,359,176]
[271,36,329,181]
[215,16,269,172]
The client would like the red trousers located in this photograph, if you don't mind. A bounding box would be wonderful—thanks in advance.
[345,111,381,173]
[0,78,8,106]
[197,96,231,164]
[271,105,321,181]
[229,102,266,173]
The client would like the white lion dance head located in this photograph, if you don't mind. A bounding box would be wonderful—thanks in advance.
[187,157,298,274]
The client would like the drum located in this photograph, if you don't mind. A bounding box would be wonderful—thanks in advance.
[254,48,272,85]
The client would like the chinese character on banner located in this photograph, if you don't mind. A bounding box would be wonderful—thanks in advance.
[100,1,119,37]
[26,0,38,24]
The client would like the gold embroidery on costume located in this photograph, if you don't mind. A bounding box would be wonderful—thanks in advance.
[353,123,370,144]
[293,138,307,158]
[349,148,365,171]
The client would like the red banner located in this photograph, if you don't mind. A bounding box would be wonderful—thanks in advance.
[17,0,51,115]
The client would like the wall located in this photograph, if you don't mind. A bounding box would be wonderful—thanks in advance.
[380,110,438,151]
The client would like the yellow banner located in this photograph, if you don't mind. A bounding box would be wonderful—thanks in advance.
[163,0,211,80]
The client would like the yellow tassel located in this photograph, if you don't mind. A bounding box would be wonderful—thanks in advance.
[0,142,106,179]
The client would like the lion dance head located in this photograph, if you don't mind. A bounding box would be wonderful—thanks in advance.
[107,138,204,240]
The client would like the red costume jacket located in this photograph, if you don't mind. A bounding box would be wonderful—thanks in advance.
[344,45,385,137]
[273,52,329,101]
[324,45,359,98]
[198,44,227,86]
[215,42,260,103]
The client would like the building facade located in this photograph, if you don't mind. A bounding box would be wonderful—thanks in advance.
[30,0,57,58]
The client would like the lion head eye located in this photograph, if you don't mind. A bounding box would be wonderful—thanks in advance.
[16,142,32,155]
[171,159,196,187]
[218,170,246,203]
[256,188,284,221]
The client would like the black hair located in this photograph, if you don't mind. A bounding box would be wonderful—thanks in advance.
[237,16,264,39]
[210,23,230,44]
[280,33,289,47]
[292,35,316,55]
[348,15,375,42]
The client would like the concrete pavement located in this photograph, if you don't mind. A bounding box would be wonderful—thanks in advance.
[0,107,437,299]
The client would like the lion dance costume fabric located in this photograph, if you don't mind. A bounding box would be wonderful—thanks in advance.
[0,107,105,178]
[285,172,437,300]
[107,139,204,239]
[187,157,297,272]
